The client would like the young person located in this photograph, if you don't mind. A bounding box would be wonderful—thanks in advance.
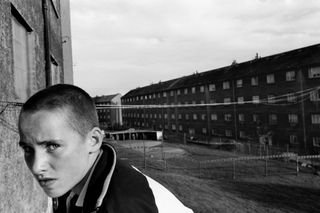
[18,84,193,213]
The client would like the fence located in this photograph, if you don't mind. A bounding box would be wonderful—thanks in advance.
[112,140,320,180]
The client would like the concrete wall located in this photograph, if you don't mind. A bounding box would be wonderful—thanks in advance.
[0,0,70,212]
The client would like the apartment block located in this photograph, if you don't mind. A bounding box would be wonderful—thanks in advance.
[122,44,320,154]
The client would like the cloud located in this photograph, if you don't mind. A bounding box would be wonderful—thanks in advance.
[70,0,320,96]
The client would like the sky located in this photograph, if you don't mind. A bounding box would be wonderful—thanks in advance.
[70,0,320,97]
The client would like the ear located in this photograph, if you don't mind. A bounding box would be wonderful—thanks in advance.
[86,127,103,153]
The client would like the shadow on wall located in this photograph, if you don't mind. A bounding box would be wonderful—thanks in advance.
[0,110,48,213]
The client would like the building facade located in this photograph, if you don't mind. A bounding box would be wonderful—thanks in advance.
[94,94,123,130]
[122,44,320,154]
[0,0,72,212]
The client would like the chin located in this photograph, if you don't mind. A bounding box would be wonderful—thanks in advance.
[44,189,68,198]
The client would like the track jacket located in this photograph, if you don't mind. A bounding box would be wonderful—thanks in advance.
[52,143,193,213]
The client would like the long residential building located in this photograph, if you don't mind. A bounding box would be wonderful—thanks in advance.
[0,1,73,212]
[122,44,320,154]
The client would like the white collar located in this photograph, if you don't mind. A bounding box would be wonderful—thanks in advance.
[74,150,103,207]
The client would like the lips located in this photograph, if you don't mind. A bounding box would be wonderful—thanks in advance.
[37,178,57,188]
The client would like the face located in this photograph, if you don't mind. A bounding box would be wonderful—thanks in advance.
[18,110,98,198]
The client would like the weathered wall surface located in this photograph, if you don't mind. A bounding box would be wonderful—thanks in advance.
[0,0,66,212]
[0,108,48,213]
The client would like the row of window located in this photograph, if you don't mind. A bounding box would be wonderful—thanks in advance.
[123,68,320,103]
[123,120,320,147]
[124,113,320,125]
[123,90,320,105]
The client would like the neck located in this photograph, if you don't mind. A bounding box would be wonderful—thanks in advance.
[72,150,101,195]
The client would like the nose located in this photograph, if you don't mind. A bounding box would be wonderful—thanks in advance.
[27,150,49,176]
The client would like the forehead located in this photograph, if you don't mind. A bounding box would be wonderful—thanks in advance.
[19,109,72,137]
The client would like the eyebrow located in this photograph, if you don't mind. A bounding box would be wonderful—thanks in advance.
[18,140,62,147]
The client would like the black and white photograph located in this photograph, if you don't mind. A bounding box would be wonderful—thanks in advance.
[1,0,320,212]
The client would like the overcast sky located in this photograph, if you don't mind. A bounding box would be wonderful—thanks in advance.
[70,0,320,97]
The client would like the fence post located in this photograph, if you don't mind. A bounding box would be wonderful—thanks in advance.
[233,159,236,179]
[143,141,146,169]
[259,144,262,157]
[265,145,268,177]
[296,155,299,176]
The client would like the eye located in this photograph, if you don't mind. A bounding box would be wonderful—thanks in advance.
[46,143,60,152]
[20,145,34,154]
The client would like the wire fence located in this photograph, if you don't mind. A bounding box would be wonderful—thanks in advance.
[111,140,320,180]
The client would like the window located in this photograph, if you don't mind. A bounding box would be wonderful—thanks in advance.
[172,124,176,131]
[146,114,149,118]
[287,93,296,102]
[211,113,217,121]
[179,125,183,131]
[178,114,182,120]
[163,92,167,97]
[164,124,168,130]
[201,114,206,120]
[200,100,205,104]
[202,128,207,134]
[239,131,246,138]
[290,135,298,144]
[267,95,275,104]
[308,67,320,78]
[267,74,275,84]
[252,96,260,104]
[310,90,320,101]
[192,87,196,94]
[185,114,189,120]
[269,114,278,125]
[211,129,216,135]
[223,81,230,89]
[224,97,231,103]
[236,79,243,88]
[288,114,298,124]
[177,90,181,95]
[239,114,245,122]
[251,76,258,86]
[184,88,188,94]
[237,97,244,104]
[170,91,174,96]
[286,71,296,81]
[171,114,175,119]
[209,84,216,91]
[311,114,320,124]
[189,128,195,136]
[225,130,232,137]
[313,137,320,147]
[12,10,35,101]
[210,99,216,104]
[200,85,205,93]
[193,114,198,120]
[164,113,168,119]
[159,114,162,119]
[225,114,232,121]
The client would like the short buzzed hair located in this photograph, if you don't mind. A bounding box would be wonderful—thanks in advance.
[19,84,99,137]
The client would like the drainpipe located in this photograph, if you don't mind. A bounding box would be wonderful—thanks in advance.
[42,0,52,87]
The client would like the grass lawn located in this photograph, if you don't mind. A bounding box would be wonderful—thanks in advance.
[112,140,320,213]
